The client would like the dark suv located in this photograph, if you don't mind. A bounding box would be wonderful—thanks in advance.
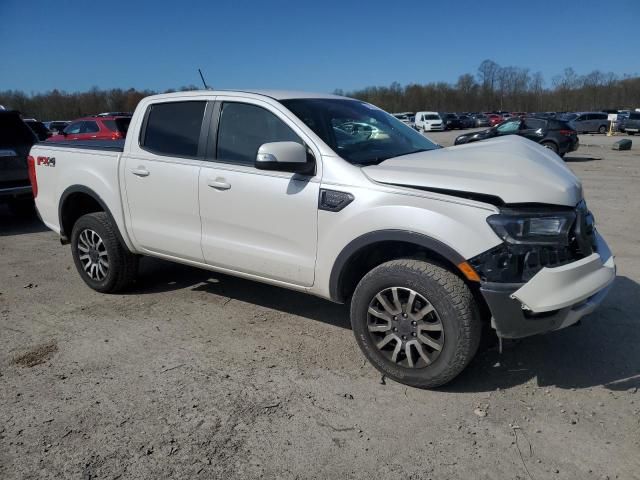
[454,116,579,157]
[0,110,38,215]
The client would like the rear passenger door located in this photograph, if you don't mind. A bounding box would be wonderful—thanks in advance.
[199,98,320,286]
[123,100,209,262]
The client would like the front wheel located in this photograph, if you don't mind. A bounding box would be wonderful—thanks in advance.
[350,259,481,388]
[70,212,138,293]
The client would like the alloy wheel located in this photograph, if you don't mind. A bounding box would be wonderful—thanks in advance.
[367,287,444,368]
[77,228,109,281]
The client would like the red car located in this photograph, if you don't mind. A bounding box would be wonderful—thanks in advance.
[47,116,131,142]
[487,114,503,126]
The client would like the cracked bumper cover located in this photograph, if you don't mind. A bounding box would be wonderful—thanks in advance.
[480,231,615,339]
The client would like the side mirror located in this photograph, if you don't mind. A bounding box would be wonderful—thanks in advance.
[255,141,314,175]
[61,130,68,136]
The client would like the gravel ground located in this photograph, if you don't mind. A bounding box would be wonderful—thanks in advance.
[1,131,639,479]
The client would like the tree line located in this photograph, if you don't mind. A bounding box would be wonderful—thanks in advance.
[338,60,640,113]
[1,60,639,120]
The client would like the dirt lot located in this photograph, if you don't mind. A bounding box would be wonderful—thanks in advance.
[1,132,639,479]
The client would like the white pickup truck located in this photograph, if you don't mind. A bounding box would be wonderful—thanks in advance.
[30,90,616,388]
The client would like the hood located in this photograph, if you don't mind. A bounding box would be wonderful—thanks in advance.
[362,135,582,206]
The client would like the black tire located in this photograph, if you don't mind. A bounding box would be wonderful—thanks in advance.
[598,125,607,134]
[541,141,559,154]
[7,198,35,217]
[350,259,481,388]
[70,212,138,293]
[629,132,635,136]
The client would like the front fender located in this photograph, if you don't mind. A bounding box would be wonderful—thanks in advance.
[313,185,503,300]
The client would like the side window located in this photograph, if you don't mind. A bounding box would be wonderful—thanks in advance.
[523,118,545,130]
[575,115,586,122]
[216,102,301,166]
[496,120,521,133]
[65,121,82,134]
[142,101,206,157]
[630,113,640,120]
[81,121,100,133]
[596,113,607,120]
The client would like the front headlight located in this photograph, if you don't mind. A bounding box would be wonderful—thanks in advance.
[487,211,576,246]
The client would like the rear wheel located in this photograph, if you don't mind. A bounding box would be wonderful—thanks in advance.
[541,141,559,154]
[70,212,138,293]
[350,259,481,388]
[598,125,607,134]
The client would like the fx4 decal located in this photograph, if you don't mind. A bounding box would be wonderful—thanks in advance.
[29,155,56,167]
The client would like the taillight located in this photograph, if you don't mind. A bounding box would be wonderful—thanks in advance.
[111,131,122,140]
[27,155,38,198]
[559,129,575,136]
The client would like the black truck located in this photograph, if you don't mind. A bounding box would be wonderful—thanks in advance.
[0,110,38,215]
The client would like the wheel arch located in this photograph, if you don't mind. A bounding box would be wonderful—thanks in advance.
[58,185,129,249]
[328,230,468,304]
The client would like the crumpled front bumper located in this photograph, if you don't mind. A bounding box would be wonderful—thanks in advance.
[480,231,615,339]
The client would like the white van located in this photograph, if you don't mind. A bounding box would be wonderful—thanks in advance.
[415,111,444,132]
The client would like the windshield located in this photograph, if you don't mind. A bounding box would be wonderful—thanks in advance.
[281,99,438,165]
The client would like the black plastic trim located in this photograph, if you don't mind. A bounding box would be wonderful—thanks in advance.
[480,282,572,339]
[36,140,125,152]
[58,185,129,249]
[329,230,466,303]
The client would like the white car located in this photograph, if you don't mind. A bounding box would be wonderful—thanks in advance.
[414,111,445,132]
[29,90,615,388]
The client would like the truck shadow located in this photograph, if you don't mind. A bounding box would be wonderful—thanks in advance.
[132,257,351,330]
[132,258,639,392]
[0,205,48,236]
[445,275,640,393]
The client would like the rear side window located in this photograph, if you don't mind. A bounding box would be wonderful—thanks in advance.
[143,101,206,157]
[629,113,640,120]
[523,118,546,130]
[594,113,607,120]
[103,118,131,134]
[81,121,99,133]
[216,102,301,166]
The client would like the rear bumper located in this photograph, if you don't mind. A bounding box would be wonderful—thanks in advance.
[480,231,615,339]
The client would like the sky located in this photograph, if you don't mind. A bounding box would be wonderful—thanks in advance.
[1,0,639,94]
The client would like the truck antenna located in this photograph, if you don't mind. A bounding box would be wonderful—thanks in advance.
[198,69,210,90]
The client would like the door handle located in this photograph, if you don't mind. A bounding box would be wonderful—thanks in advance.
[131,167,150,177]
[207,178,231,190]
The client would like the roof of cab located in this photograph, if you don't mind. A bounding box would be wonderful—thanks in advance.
[144,89,349,102]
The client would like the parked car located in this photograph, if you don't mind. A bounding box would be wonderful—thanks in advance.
[414,111,445,131]
[24,119,52,141]
[472,114,490,127]
[29,89,615,388]
[621,111,640,135]
[47,115,132,142]
[487,114,503,126]
[454,116,579,157]
[568,112,610,134]
[0,110,38,215]
[442,113,462,130]
[457,115,474,129]
[44,121,70,135]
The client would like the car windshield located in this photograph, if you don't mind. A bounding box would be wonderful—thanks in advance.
[281,99,438,165]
